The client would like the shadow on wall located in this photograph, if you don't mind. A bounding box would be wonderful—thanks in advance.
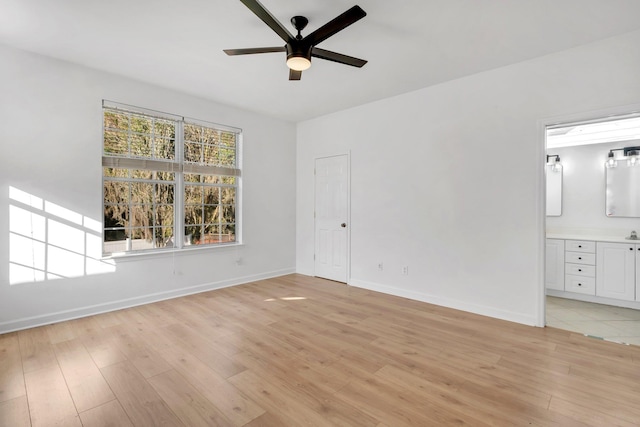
[8,186,115,285]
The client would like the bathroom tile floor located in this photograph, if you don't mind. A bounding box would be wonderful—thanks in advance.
[546,296,640,345]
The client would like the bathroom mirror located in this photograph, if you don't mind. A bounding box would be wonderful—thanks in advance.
[546,164,562,216]
[606,163,640,217]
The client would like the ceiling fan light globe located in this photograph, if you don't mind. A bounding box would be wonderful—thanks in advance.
[287,56,311,71]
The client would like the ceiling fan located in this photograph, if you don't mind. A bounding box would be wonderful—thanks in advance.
[224,0,367,80]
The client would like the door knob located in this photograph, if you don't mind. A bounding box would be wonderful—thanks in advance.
[341,223,347,228]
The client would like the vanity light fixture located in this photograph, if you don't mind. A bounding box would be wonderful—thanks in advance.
[546,154,562,172]
[626,148,639,166]
[606,146,640,168]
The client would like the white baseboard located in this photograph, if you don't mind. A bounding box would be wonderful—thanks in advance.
[295,267,314,276]
[349,278,539,327]
[0,268,295,334]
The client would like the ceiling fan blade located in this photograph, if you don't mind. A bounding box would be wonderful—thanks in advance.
[239,0,294,42]
[289,69,302,80]
[305,5,366,46]
[312,47,367,67]
[224,46,286,56]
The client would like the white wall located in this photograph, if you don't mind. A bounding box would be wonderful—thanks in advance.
[0,44,296,333]
[297,29,640,326]
[547,141,640,234]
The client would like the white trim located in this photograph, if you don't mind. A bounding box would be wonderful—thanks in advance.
[102,157,181,172]
[540,103,640,131]
[103,99,243,134]
[103,242,244,261]
[350,279,538,326]
[235,132,244,245]
[538,102,640,328]
[102,99,182,122]
[536,117,548,327]
[0,268,295,334]
[175,120,185,249]
[347,151,351,284]
[546,110,640,130]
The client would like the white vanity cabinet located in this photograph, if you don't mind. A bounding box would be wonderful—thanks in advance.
[564,240,596,295]
[546,236,640,307]
[545,239,565,291]
[596,242,638,301]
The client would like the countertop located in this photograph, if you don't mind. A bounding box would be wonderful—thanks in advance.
[546,233,639,244]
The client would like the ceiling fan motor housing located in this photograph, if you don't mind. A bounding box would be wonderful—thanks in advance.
[286,43,312,61]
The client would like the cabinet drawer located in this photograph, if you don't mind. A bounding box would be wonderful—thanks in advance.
[565,240,595,253]
[565,275,596,295]
[565,263,596,277]
[565,252,596,265]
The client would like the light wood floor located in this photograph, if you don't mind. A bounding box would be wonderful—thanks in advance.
[2,274,640,426]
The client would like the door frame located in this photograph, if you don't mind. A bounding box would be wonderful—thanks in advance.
[538,103,640,327]
[314,151,351,284]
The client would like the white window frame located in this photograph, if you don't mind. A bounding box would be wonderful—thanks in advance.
[102,100,242,256]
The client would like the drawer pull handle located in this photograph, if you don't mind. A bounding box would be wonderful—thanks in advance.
[578,269,582,272]
[578,245,582,248]
[578,257,582,260]
[578,283,582,286]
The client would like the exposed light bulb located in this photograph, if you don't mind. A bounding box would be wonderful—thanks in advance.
[546,154,561,171]
[606,158,618,168]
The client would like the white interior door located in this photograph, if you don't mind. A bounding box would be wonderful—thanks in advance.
[315,155,349,283]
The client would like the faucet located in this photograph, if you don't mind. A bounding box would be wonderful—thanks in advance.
[627,230,638,240]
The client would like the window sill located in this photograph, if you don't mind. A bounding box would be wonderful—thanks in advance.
[102,242,244,262]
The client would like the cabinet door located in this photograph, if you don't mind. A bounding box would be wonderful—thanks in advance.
[596,242,635,301]
[637,245,640,302]
[545,239,565,291]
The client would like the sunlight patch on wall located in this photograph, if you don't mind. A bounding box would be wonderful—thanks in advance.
[9,186,115,285]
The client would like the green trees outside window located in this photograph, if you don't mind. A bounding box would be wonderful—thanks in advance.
[102,105,240,254]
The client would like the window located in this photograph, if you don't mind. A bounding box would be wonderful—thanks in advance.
[102,102,241,255]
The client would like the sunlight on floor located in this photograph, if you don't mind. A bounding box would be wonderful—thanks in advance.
[264,296,307,302]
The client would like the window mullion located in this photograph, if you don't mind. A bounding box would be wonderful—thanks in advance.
[175,120,185,249]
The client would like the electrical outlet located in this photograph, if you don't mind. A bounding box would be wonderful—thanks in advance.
[377,262,383,271]
[402,266,409,275]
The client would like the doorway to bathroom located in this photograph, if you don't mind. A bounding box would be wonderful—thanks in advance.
[545,112,640,345]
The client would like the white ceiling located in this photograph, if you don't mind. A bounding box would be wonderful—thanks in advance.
[2,0,640,122]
